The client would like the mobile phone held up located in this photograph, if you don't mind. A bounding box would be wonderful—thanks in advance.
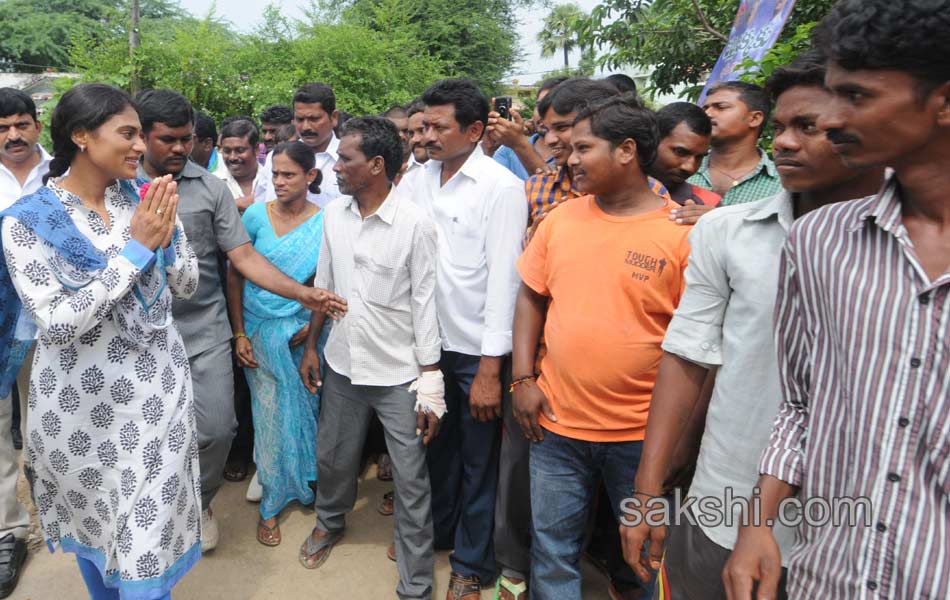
[494,96,513,120]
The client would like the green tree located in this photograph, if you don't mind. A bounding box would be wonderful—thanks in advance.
[538,3,586,68]
[337,0,527,93]
[577,0,836,97]
[69,11,446,120]
[0,0,186,71]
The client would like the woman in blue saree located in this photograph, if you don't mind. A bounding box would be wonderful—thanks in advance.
[226,141,327,546]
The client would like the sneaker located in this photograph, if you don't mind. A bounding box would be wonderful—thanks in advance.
[246,472,262,503]
[0,534,26,599]
[201,508,219,552]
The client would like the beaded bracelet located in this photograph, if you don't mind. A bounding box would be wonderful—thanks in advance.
[508,375,536,393]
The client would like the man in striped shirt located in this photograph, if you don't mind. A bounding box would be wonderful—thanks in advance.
[724,1,950,598]
[620,51,883,600]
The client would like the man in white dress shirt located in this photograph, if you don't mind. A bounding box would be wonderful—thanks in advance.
[400,78,527,600]
[0,87,49,598]
[261,82,341,208]
[297,117,443,599]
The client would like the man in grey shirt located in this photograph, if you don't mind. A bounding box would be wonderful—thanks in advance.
[619,54,884,597]
[135,90,345,552]
[297,118,442,600]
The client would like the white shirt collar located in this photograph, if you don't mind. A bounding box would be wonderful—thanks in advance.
[343,186,400,225]
[423,144,487,185]
[320,134,340,161]
[0,143,52,176]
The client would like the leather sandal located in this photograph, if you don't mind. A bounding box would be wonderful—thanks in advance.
[376,454,393,481]
[446,572,481,600]
[377,491,395,516]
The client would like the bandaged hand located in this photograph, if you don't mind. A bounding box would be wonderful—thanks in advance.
[410,370,446,419]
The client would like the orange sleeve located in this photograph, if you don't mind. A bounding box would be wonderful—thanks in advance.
[516,214,552,296]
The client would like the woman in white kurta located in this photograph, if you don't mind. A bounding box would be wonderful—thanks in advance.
[0,83,201,600]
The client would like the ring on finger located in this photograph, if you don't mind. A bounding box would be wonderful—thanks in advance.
[156,208,164,215]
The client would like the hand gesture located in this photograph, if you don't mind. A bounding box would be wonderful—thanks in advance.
[289,323,310,347]
[669,200,716,226]
[131,174,178,251]
[512,380,556,441]
[297,287,347,319]
[235,336,258,368]
[723,525,784,600]
[299,348,322,394]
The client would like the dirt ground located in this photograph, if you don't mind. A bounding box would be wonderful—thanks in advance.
[10,464,614,599]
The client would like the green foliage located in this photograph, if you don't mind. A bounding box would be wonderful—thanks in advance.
[68,10,446,120]
[13,0,524,120]
[577,0,836,97]
[0,0,186,71]
[338,0,525,93]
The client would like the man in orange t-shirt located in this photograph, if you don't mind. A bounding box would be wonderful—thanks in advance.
[512,95,690,599]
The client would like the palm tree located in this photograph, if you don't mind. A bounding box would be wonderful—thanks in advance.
[537,3,586,68]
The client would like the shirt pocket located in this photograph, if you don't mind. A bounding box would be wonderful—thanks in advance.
[178,208,215,258]
[357,256,410,307]
[446,220,484,270]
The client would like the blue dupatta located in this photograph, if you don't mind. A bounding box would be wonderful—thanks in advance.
[0,181,161,397]
[243,210,325,323]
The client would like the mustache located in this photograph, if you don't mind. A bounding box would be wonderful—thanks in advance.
[826,129,860,145]
[300,130,319,137]
[4,140,27,150]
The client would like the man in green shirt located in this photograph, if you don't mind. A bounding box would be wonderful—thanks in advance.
[688,81,782,205]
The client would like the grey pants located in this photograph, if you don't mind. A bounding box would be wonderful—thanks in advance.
[494,372,531,580]
[0,344,34,540]
[315,367,434,600]
[189,341,237,510]
[657,517,788,600]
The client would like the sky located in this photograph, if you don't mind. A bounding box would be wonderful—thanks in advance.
[178,0,602,84]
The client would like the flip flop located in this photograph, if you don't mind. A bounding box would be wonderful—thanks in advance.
[257,518,281,547]
[495,575,528,600]
[298,529,343,570]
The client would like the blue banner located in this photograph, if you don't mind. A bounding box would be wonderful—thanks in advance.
[699,0,798,103]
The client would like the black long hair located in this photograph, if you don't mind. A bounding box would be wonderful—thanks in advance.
[45,83,136,183]
[272,141,322,195]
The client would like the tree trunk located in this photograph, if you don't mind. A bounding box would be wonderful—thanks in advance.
[563,44,569,68]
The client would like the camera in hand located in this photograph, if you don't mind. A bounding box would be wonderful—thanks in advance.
[494,96,513,121]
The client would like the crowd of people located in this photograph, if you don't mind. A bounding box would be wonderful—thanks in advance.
[0,0,948,598]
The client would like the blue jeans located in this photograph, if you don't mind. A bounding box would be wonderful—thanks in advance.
[426,351,502,582]
[529,430,654,599]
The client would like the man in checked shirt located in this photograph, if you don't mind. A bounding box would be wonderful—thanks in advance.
[724,1,950,598]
